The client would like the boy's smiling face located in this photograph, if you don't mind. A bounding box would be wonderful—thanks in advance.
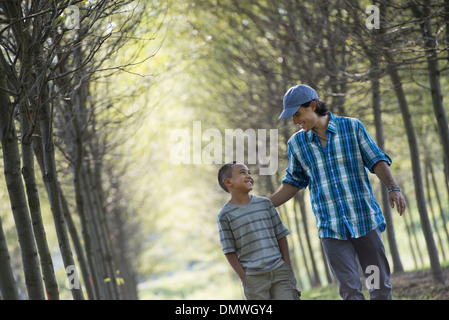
[225,163,254,192]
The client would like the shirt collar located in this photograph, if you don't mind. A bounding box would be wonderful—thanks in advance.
[306,111,336,142]
[327,112,337,133]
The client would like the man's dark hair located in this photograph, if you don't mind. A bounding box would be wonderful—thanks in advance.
[302,99,328,116]
[218,161,237,192]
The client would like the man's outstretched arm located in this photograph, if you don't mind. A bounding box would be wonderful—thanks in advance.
[269,183,300,207]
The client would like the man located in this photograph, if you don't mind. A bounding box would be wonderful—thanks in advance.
[270,84,406,300]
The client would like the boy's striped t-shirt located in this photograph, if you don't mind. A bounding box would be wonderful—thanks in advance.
[217,196,290,275]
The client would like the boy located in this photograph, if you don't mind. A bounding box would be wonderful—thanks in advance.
[217,161,300,300]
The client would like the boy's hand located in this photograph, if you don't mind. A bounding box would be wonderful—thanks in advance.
[284,259,292,269]
[225,252,246,285]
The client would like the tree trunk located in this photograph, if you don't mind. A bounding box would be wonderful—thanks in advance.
[296,192,321,287]
[33,121,99,300]
[428,159,449,246]
[292,199,312,287]
[77,168,106,300]
[0,60,46,300]
[81,166,112,299]
[278,206,303,289]
[403,207,419,269]
[20,105,59,300]
[0,216,19,300]
[369,56,404,273]
[73,158,104,300]
[411,1,449,193]
[403,194,425,267]
[59,185,96,300]
[385,56,445,283]
[83,163,120,299]
[425,160,447,261]
[38,94,85,300]
[446,0,449,62]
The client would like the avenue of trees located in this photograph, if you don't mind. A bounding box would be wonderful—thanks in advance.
[1,0,449,299]
[0,0,163,300]
[181,0,449,287]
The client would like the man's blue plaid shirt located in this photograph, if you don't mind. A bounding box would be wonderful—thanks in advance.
[282,112,391,240]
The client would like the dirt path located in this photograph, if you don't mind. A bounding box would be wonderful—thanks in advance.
[391,266,449,300]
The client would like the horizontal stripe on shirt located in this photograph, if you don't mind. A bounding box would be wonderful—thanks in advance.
[217,196,290,274]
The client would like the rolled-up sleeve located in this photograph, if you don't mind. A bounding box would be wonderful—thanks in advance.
[282,139,310,189]
[356,119,392,173]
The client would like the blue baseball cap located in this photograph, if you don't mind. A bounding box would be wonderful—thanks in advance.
[278,84,318,119]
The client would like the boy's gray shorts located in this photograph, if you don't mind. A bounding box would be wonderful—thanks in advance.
[243,263,301,300]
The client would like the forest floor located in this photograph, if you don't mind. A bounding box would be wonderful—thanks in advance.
[302,265,449,300]
[391,266,449,300]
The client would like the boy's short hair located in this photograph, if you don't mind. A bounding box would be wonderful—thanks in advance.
[218,161,237,192]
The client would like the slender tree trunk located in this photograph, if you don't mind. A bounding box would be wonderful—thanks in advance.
[30,100,94,300]
[385,56,445,283]
[278,206,303,289]
[411,1,449,192]
[83,163,120,299]
[4,0,60,299]
[0,61,46,300]
[59,185,96,300]
[428,159,449,246]
[403,194,425,267]
[89,136,122,299]
[34,121,99,301]
[425,160,447,261]
[38,95,85,300]
[296,192,321,287]
[403,207,419,269]
[446,0,449,62]
[20,105,59,300]
[369,56,404,273]
[110,205,139,299]
[292,200,311,288]
[0,216,20,300]
[322,5,348,116]
[81,166,111,299]
[73,158,104,300]
[320,243,333,285]
[18,42,58,297]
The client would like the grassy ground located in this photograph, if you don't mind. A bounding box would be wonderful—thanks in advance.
[301,266,449,300]
[138,262,449,300]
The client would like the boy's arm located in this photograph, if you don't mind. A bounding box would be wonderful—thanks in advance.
[225,252,246,283]
[278,236,292,267]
